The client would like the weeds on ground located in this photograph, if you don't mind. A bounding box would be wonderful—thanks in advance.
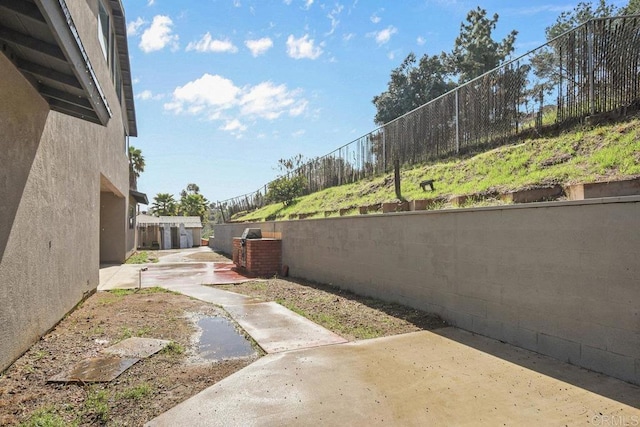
[117,384,152,401]
[82,388,110,424]
[20,407,71,427]
[161,341,185,355]
[125,251,159,264]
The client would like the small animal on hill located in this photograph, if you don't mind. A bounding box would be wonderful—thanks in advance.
[419,179,436,191]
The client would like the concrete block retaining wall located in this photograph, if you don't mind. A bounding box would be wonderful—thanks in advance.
[214,197,640,385]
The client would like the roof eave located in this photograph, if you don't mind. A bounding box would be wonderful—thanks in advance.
[34,0,112,126]
[109,0,137,137]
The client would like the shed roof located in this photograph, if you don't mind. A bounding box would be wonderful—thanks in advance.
[137,214,202,228]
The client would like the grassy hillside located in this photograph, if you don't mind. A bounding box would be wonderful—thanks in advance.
[234,118,640,222]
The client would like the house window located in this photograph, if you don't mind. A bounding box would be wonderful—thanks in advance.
[97,1,110,60]
[129,205,135,229]
[98,1,124,106]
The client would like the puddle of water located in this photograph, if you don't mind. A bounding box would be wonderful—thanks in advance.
[198,317,256,360]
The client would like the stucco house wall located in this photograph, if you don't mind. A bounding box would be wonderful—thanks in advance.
[0,0,136,371]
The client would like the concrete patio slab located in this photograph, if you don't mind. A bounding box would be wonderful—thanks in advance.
[156,247,215,263]
[224,302,348,353]
[147,328,640,426]
[99,261,256,291]
[98,264,142,290]
[142,262,256,287]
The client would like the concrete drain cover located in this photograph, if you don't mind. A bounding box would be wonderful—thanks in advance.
[103,337,170,358]
[48,356,139,383]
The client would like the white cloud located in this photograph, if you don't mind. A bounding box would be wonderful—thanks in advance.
[165,74,239,114]
[289,99,308,116]
[326,4,344,35]
[283,0,292,4]
[127,17,146,36]
[370,14,381,24]
[370,25,397,45]
[508,5,572,16]
[245,37,273,56]
[135,89,163,100]
[286,34,323,59]
[343,33,355,42]
[139,15,178,52]
[147,0,155,5]
[417,36,426,46]
[164,74,308,134]
[304,0,314,9]
[240,82,299,119]
[186,33,238,53]
[292,129,306,137]
[221,119,247,132]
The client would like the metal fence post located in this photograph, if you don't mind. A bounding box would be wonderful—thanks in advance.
[587,19,595,115]
[455,88,460,154]
[382,129,387,172]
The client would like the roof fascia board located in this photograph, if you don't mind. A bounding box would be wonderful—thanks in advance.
[34,0,112,126]
[109,0,137,137]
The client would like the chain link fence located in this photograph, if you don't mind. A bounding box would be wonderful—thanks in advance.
[220,15,640,217]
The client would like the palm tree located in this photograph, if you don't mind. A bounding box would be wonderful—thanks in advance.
[151,193,177,216]
[128,145,145,188]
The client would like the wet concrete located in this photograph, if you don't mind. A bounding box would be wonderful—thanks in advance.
[140,262,255,287]
[98,252,344,355]
[99,256,253,292]
[197,317,256,360]
[49,356,139,383]
[225,302,348,353]
[158,283,263,306]
[147,328,640,426]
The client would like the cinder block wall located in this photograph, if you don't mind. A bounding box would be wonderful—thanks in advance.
[214,197,640,385]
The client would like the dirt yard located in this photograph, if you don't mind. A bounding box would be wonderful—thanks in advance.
[0,250,445,426]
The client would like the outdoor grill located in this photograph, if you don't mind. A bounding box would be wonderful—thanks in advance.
[241,228,262,240]
[233,228,281,277]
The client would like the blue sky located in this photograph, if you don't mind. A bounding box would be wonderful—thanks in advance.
[123,0,626,204]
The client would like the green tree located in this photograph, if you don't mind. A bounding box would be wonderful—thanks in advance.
[530,1,621,97]
[151,193,177,216]
[545,0,618,40]
[180,183,201,198]
[267,155,307,206]
[178,193,209,221]
[372,52,455,125]
[624,0,640,14]
[445,7,518,83]
[178,184,209,222]
[128,145,145,189]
